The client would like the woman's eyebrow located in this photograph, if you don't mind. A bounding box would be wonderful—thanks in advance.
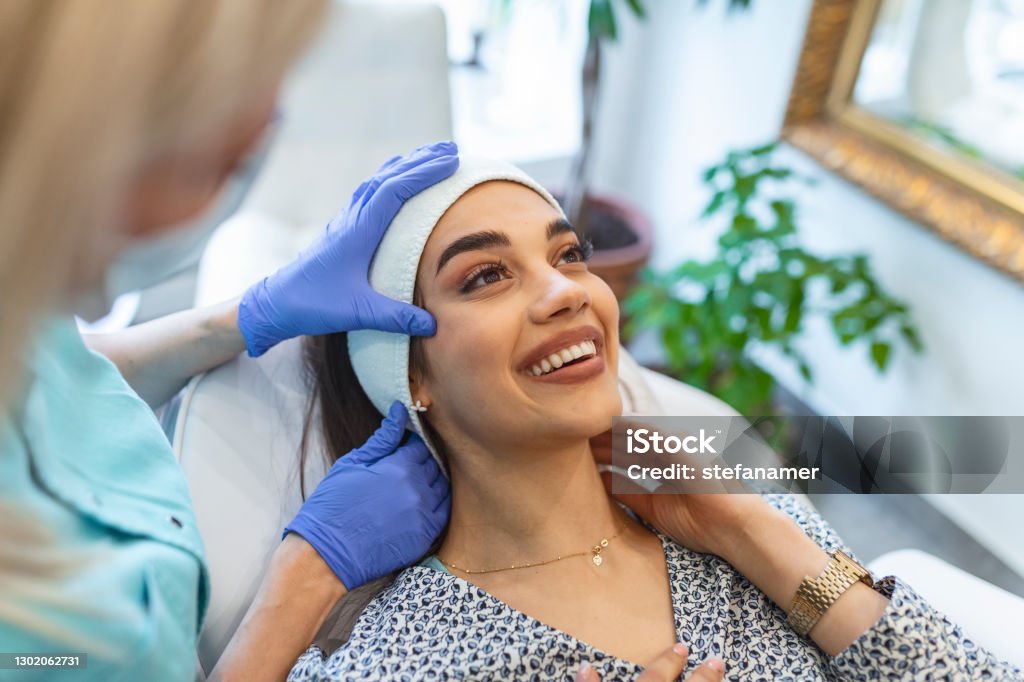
[547,217,575,240]
[435,230,511,275]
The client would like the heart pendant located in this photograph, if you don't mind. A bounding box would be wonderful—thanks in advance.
[592,554,603,567]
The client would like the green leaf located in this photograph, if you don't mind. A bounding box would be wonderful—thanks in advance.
[852,254,870,277]
[749,142,777,156]
[701,190,728,218]
[662,325,686,369]
[798,360,813,383]
[870,342,891,372]
[752,306,773,339]
[622,0,646,19]
[831,308,862,345]
[670,259,726,283]
[732,172,757,204]
[767,270,792,303]
[830,273,850,294]
[588,0,618,41]
[730,212,758,236]
[718,230,742,249]
[783,285,804,334]
[770,199,794,223]
[721,282,751,325]
[900,324,924,353]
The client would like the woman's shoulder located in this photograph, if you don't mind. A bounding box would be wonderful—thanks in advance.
[346,564,512,638]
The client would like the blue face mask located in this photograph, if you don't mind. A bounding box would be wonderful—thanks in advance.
[72,118,278,323]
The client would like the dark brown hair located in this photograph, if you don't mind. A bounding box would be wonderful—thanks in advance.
[297,332,382,496]
[298,331,451,646]
[298,328,442,497]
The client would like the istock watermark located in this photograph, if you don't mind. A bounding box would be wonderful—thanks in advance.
[609,416,1022,494]
[625,428,719,455]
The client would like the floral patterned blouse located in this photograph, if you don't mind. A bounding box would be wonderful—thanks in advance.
[288,495,1022,681]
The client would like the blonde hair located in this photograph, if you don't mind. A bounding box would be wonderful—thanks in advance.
[0,0,326,404]
[0,0,325,646]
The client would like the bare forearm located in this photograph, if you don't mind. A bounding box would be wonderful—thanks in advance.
[715,506,888,656]
[84,298,246,407]
[212,535,348,682]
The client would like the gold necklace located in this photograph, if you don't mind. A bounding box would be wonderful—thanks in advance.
[437,518,629,575]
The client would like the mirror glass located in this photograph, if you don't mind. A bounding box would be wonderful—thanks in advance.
[852,0,1024,184]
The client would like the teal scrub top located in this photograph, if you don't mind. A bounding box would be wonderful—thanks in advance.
[0,318,208,681]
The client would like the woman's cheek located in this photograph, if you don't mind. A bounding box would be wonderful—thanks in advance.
[431,306,502,378]
[588,276,620,366]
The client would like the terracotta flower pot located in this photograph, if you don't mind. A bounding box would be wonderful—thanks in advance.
[581,193,653,302]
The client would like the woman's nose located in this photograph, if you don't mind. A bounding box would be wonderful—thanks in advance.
[528,270,591,323]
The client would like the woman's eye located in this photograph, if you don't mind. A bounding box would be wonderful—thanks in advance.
[460,264,508,293]
[559,241,593,265]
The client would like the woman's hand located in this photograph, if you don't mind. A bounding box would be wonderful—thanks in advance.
[237,141,459,357]
[591,425,888,657]
[285,401,450,591]
[575,644,725,682]
[590,425,771,557]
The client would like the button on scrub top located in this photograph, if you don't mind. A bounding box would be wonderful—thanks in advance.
[0,317,208,681]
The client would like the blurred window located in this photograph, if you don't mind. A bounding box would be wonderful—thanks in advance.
[436,0,588,163]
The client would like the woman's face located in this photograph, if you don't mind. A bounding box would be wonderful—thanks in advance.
[412,181,622,457]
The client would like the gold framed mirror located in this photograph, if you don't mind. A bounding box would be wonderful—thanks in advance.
[782,0,1024,282]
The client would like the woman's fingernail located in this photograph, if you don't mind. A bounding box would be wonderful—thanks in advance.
[673,642,688,656]
[578,662,592,673]
[705,657,725,672]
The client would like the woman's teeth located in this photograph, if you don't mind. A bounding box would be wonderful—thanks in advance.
[528,340,597,376]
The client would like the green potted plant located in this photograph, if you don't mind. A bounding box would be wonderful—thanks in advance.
[623,142,924,416]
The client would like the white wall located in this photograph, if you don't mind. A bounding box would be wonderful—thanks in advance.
[586,0,1024,575]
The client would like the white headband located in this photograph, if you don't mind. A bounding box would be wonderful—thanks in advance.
[348,156,565,468]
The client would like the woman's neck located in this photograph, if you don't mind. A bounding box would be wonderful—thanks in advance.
[438,437,624,569]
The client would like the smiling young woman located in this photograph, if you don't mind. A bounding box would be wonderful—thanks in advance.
[290,157,1020,682]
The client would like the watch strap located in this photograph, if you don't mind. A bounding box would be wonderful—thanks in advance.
[787,550,873,637]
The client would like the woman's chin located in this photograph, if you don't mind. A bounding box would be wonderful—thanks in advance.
[540,394,622,442]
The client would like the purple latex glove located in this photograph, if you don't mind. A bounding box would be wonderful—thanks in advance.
[238,141,459,356]
[284,401,450,590]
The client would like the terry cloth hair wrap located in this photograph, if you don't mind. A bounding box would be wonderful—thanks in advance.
[348,156,565,471]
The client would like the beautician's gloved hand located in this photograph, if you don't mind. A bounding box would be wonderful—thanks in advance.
[238,141,459,357]
[284,401,450,590]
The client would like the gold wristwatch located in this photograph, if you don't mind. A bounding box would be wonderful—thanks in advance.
[787,550,874,637]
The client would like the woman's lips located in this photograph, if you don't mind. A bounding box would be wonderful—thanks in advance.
[523,352,606,384]
[518,325,604,373]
